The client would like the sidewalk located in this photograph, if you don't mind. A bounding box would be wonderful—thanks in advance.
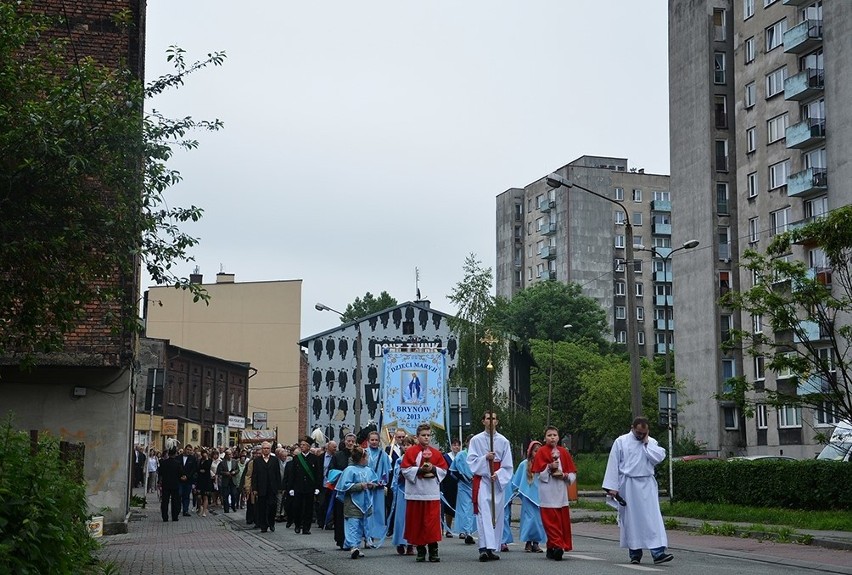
[96,491,329,575]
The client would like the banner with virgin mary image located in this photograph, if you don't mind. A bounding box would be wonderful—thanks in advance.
[380,350,448,438]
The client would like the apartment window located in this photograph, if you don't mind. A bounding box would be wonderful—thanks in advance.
[744,82,756,108]
[514,269,522,287]
[764,0,779,7]
[749,217,760,244]
[747,172,758,198]
[653,237,671,249]
[744,36,755,64]
[633,213,642,226]
[636,307,644,321]
[767,113,789,143]
[816,401,842,426]
[744,0,754,20]
[746,127,756,153]
[637,331,645,345]
[714,52,726,84]
[536,217,544,231]
[713,8,726,41]
[514,203,523,221]
[779,405,802,428]
[615,235,625,249]
[723,406,739,430]
[527,267,533,281]
[756,404,768,429]
[718,226,731,260]
[768,160,790,190]
[770,206,791,235]
[717,183,729,214]
[614,187,624,201]
[635,283,644,297]
[719,270,731,296]
[652,191,670,202]
[633,260,643,274]
[715,140,728,172]
[633,235,643,247]
[805,196,828,220]
[765,19,788,52]
[805,147,826,170]
[632,189,642,202]
[753,315,764,335]
[614,211,625,224]
[766,66,787,98]
[536,263,545,278]
[655,332,668,347]
[715,95,728,129]
[616,331,626,344]
[614,259,625,273]
[615,281,626,296]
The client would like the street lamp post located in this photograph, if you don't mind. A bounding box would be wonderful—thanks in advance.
[316,303,363,431]
[637,240,699,385]
[546,173,643,419]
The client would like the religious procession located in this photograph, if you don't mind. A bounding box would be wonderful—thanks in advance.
[154,410,673,567]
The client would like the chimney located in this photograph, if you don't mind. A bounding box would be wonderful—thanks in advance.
[216,272,235,284]
[189,272,203,284]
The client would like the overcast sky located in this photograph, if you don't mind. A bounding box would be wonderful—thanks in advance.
[144,1,670,339]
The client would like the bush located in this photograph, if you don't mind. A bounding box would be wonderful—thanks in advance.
[0,416,99,573]
[673,459,852,510]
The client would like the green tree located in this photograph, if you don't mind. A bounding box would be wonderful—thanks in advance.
[721,206,852,427]
[447,254,506,420]
[0,4,224,359]
[341,291,398,323]
[495,280,609,350]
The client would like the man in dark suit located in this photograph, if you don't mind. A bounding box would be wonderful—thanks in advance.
[251,441,282,533]
[158,447,181,522]
[132,445,146,488]
[178,444,198,517]
[285,437,323,535]
[217,449,239,513]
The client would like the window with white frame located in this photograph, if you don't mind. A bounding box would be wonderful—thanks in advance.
[722,358,736,380]
[536,217,544,231]
[635,283,644,297]
[723,406,739,430]
[615,306,626,320]
[747,172,758,198]
[764,0,778,7]
[713,8,726,41]
[744,0,754,20]
[614,187,624,201]
[753,314,764,334]
[779,404,801,428]
[637,331,645,345]
[721,314,733,343]
[717,182,729,214]
[632,189,642,202]
[655,284,671,298]
[769,160,790,190]
[616,331,626,344]
[756,404,768,429]
[714,52,726,84]
[745,81,756,107]
[775,352,794,379]
[514,269,521,287]
[614,211,625,224]
[636,306,644,321]
[805,147,826,170]
[816,401,842,426]
[744,36,755,64]
[765,19,788,52]
[653,237,671,248]
[615,281,625,296]
[633,235,643,247]
[718,226,731,260]
[652,191,670,202]
[770,206,791,235]
[615,235,625,248]
[749,217,760,243]
[633,259,643,274]
[805,196,828,220]
[655,332,667,347]
[614,259,625,273]
[536,263,545,277]
[754,355,766,381]
[528,267,533,280]
[809,247,827,270]
[767,113,789,143]
[746,127,756,153]
[766,67,787,98]
[633,212,642,226]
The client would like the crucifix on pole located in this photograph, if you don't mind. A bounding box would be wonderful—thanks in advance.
[480,328,499,527]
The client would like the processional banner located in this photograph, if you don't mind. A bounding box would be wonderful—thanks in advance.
[380,350,448,438]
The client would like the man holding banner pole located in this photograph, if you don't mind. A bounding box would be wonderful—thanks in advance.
[467,411,513,562]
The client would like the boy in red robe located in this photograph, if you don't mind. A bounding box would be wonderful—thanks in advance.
[401,423,448,562]
[531,426,577,561]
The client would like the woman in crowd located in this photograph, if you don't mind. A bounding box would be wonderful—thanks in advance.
[196,450,214,517]
[391,434,416,556]
[449,434,477,545]
[512,440,545,553]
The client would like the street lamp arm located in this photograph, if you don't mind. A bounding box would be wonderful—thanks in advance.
[315,302,344,316]
[546,174,631,226]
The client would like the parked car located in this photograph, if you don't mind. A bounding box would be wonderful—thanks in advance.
[671,454,722,462]
[817,420,852,462]
[728,455,796,461]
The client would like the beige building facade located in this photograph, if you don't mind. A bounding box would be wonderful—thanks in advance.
[144,273,302,442]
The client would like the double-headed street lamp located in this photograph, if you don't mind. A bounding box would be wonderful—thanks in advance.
[636,239,699,385]
[546,173,643,419]
[316,303,363,431]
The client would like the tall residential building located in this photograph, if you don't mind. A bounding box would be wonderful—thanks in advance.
[496,156,675,359]
[670,0,850,458]
[144,273,302,442]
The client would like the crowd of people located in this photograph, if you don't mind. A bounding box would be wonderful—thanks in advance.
[143,414,672,566]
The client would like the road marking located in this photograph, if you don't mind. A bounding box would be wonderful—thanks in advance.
[567,553,606,561]
[617,565,661,571]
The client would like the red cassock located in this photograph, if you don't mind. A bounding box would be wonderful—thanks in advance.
[401,444,448,546]
[531,444,577,551]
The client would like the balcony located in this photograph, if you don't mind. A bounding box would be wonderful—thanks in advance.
[654,270,672,283]
[784,19,822,54]
[538,199,555,212]
[794,320,821,343]
[787,167,827,198]
[656,319,674,331]
[541,222,557,236]
[539,245,556,259]
[537,269,556,280]
[806,266,833,287]
[655,294,673,307]
[651,199,671,213]
[783,0,813,5]
[652,222,671,236]
[785,68,824,102]
[786,117,825,150]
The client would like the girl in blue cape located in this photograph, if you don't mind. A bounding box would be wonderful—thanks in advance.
[512,440,546,552]
[336,446,379,559]
[391,434,416,555]
[449,435,477,544]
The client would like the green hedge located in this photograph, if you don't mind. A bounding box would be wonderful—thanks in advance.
[671,459,852,510]
[0,417,99,574]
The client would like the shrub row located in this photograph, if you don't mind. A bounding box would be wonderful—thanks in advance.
[669,459,852,510]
